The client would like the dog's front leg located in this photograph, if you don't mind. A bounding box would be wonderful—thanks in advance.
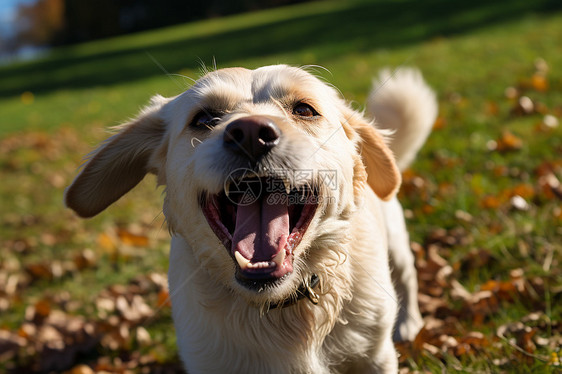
[382,198,424,342]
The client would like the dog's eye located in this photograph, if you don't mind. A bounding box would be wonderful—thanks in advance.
[191,111,220,129]
[293,103,319,118]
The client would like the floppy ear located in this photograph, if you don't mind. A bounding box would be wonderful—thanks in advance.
[65,96,169,218]
[341,105,401,201]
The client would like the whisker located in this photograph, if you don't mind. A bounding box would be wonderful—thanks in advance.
[270,97,289,117]
[167,73,197,85]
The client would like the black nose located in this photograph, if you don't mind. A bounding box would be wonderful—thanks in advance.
[223,116,281,160]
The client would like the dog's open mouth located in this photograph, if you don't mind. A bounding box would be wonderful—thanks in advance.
[201,176,318,289]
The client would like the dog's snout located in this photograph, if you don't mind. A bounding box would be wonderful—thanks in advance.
[223,116,281,160]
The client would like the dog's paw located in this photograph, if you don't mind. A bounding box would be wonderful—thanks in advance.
[393,311,424,342]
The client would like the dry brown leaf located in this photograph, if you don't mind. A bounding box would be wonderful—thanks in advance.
[531,73,548,92]
[510,95,534,116]
[461,331,488,347]
[73,249,96,270]
[504,86,519,99]
[459,249,494,274]
[135,326,151,346]
[37,325,64,349]
[548,352,560,366]
[509,183,536,200]
[26,262,53,280]
[0,329,27,350]
[417,294,449,316]
[542,114,559,129]
[435,265,453,287]
[433,116,446,130]
[485,101,499,116]
[469,290,498,325]
[450,280,472,302]
[495,131,523,152]
[422,342,441,357]
[68,364,95,374]
[117,228,149,247]
[97,232,117,251]
[34,299,52,319]
[539,173,562,200]
[439,334,458,350]
[157,289,171,308]
[399,170,429,198]
[480,195,502,209]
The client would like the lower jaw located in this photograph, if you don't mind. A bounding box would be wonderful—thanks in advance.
[235,272,291,293]
[235,260,294,291]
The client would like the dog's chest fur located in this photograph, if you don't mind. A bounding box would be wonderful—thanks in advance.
[168,190,396,373]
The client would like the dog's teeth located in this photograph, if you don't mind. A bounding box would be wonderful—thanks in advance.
[245,261,276,269]
[234,251,250,270]
[273,249,286,268]
[247,261,275,269]
[283,180,291,194]
[235,251,279,270]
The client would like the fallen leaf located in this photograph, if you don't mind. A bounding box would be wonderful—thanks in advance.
[549,351,560,366]
[34,299,52,319]
[542,114,559,129]
[69,364,95,374]
[495,131,523,152]
[450,280,472,302]
[469,290,498,325]
[97,232,117,251]
[538,173,562,200]
[433,116,446,130]
[485,101,499,116]
[461,331,488,347]
[26,263,53,280]
[504,86,519,99]
[511,96,534,116]
[531,73,548,92]
[510,195,529,211]
[422,342,441,356]
[509,183,536,200]
[480,195,502,209]
[135,326,151,346]
[157,289,171,308]
[73,249,97,270]
[534,58,549,74]
[117,228,149,247]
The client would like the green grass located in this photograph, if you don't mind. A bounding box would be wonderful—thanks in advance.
[1,0,561,372]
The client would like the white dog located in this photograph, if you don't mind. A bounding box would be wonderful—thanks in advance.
[66,65,437,373]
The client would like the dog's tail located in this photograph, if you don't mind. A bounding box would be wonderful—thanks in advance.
[366,68,438,171]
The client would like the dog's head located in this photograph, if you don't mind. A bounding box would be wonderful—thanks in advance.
[66,65,400,306]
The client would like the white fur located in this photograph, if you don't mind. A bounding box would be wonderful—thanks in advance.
[65,65,437,373]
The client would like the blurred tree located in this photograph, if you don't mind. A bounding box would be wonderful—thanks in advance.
[14,0,65,46]
[7,0,311,49]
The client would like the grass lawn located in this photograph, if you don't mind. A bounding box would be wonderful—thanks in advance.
[1,0,561,372]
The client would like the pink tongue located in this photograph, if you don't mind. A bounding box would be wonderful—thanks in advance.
[232,193,289,262]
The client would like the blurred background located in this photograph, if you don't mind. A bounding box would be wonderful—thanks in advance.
[0,0,308,61]
[1,0,561,373]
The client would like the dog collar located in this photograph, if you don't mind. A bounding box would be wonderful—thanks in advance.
[269,274,320,310]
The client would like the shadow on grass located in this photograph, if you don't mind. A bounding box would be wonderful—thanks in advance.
[0,0,560,97]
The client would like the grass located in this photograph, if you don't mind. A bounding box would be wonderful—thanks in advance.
[1,0,561,372]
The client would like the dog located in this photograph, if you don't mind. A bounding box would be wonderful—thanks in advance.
[65,65,437,373]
